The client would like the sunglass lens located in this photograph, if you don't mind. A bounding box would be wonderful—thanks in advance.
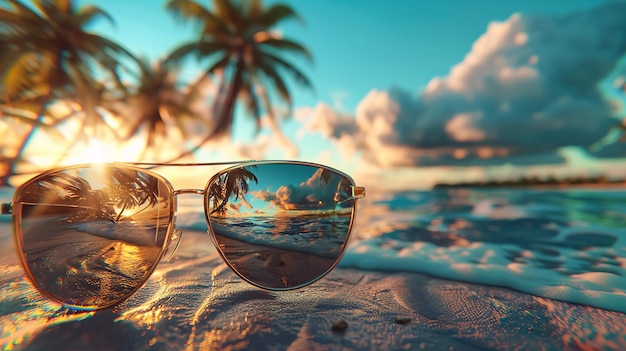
[205,163,356,290]
[14,166,173,309]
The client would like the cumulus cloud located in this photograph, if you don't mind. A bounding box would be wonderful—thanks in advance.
[299,2,626,167]
[251,168,343,211]
[446,113,486,142]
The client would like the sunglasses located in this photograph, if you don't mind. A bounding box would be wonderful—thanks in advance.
[1,161,365,310]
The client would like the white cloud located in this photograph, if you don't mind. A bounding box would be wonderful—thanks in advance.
[300,2,626,168]
[445,113,486,142]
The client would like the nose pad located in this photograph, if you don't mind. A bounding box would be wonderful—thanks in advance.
[164,227,183,261]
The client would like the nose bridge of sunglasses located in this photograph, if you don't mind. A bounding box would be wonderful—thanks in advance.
[164,227,184,261]
[173,188,205,196]
[164,189,206,261]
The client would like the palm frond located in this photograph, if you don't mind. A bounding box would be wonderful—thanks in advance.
[240,80,262,130]
[214,0,243,33]
[166,0,230,35]
[33,0,65,19]
[81,33,136,60]
[255,58,292,108]
[4,0,45,26]
[205,54,231,75]
[74,5,114,27]
[165,41,200,64]
[0,108,64,142]
[260,51,313,90]
[258,38,313,62]
[258,4,302,27]
[0,8,41,29]
[166,41,228,65]
[248,0,263,21]
[1,51,46,98]
[41,173,93,202]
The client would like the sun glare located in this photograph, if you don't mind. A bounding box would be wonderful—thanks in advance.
[65,139,128,165]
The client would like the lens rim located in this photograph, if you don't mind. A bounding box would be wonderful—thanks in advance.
[202,160,359,291]
[11,164,176,310]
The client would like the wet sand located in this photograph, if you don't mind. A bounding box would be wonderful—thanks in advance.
[1,223,626,350]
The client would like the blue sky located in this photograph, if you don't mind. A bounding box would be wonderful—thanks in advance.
[88,0,616,110]
[80,0,626,188]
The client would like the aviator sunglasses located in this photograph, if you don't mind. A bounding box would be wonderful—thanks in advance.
[1,161,365,310]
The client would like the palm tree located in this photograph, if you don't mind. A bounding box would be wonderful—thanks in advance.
[104,167,161,221]
[209,166,258,215]
[114,56,213,160]
[19,167,162,222]
[165,0,313,151]
[0,0,135,183]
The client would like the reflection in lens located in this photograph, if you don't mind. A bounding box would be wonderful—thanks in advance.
[205,163,356,290]
[14,166,173,309]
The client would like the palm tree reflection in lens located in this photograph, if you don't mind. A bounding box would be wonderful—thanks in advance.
[206,164,356,290]
[15,166,172,309]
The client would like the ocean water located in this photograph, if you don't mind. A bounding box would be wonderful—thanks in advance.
[343,187,626,314]
[2,186,626,313]
[210,215,351,257]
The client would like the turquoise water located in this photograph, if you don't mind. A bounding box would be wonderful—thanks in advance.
[342,188,626,313]
[3,186,626,313]
[0,188,12,223]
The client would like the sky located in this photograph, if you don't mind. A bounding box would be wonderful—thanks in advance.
[65,0,626,189]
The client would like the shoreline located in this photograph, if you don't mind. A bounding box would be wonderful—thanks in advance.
[433,181,626,190]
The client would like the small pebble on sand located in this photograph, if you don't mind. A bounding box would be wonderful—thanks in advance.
[331,320,348,332]
[394,317,411,325]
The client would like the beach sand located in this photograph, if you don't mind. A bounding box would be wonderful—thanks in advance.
[213,233,339,289]
[2,222,626,350]
[14,216,166,308]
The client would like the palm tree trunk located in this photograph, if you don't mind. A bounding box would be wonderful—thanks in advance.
[0,52,77,185]
[212,55,244,139]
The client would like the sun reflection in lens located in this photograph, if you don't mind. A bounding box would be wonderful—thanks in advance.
[103,242,152,275]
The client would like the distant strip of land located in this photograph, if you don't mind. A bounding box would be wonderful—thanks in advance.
[434,176,626,189]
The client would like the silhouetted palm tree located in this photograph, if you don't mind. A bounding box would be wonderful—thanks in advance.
[0,0,135,183]
[209,167,258,215]
[105,167,161,221]
[25,167,161,222]
[166,0,313,142]
[113,56,214,159]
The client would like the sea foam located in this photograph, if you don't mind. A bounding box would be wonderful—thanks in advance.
[339,188,626,313]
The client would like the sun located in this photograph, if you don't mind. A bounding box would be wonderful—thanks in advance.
[84,140,114,164]
[63,139,141,165]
